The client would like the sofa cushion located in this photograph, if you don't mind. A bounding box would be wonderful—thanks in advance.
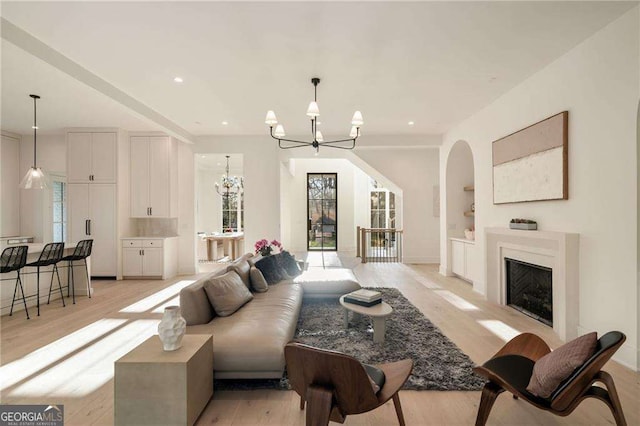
[179,267,229,325]
[526,332,598,398]
[250,266,269,293]
[255,255,284,284]
[291,268,361,297]
[229,259,251,290]
[186,283,304,375]
[204,271,254,317]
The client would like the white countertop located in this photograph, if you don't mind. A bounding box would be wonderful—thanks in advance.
[122,236,179,240]
[450,237,475,244]
[0,242,78,254]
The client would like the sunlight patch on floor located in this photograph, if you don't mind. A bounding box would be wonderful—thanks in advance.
[0,319,127,391]
[434,290,479,311]
[119,280,195,313]
[305,252,343,268]
[477,319,521,342]
[152,296,180,313]
[9,320,159,398]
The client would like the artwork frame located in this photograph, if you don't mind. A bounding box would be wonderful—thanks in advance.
[492,111,568,204]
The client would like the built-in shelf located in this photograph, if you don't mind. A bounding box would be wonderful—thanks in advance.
[464,211,475,217]
[464,185,474,192]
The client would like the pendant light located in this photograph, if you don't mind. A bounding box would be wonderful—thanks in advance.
[19,94,49,189]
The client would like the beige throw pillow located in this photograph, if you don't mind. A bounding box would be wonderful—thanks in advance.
[526,332,598,398]
[229,259,251,290]
[203,271,253,317]
[250,266,269,293]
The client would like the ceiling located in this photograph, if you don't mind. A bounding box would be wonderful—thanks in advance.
[1,1,635,137]
[196,153,243,173]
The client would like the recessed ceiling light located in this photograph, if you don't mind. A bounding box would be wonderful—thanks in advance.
[222,121,228,126]
[201,155,206,158]
[408,121,415,126]
[174,77,184,83]
[317,121,322,125]
[216,163,221,166]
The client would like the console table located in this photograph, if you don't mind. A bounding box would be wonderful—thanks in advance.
[204,232,244,261]
[114,334,213,426]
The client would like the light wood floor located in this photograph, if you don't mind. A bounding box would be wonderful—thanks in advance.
[1,261,638,425]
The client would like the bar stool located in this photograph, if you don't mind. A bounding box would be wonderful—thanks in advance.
[25,242,65,316]
[60,239,93,304]
[1,245,29,319]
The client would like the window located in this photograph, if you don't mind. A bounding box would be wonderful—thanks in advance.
[370,190,395,229]
[307,173,337,251]
[222,193,243,232]
[52,181,67,242]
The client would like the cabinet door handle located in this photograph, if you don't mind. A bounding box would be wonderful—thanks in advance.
[150,207,152,216]
[85,220,89,235]
[88,220,91,235]
[139,249,142,256]
[142,249,145,256]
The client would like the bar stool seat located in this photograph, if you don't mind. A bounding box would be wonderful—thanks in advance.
[1,245,29,319]
[60,239,93,304]
[25,242,65,316]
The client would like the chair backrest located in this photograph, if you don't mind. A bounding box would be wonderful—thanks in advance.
[0,245,28,272]
[37,242,65,264]
[550,331,626,411]
[285,342,380,414]
[73,239,93,259]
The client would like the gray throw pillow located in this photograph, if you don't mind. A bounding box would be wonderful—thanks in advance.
[526,332,597,398]
[255,255,284,284]
[250,266,269,293]
[229,259,251,290]
[203,271,253,316]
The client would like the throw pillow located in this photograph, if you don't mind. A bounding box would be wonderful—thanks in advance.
[254,255,284,284]
[276,250,302,278]
[203,271,253,317]
[363,363,386,394]
[250,266,269,293]
[526,332,598,398]
[248,253,263,266]
[229,259,251,290]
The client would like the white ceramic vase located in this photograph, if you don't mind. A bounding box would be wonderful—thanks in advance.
[158,306,186,351]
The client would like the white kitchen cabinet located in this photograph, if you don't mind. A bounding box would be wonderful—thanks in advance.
[130,136,177,218]
[450,238,475,282]
[121,238,178,279]
[1,133,21,236]
[68,183,117,276]
[67,132,117,183]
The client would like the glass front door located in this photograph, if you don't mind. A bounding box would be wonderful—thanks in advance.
[307,173,337,251]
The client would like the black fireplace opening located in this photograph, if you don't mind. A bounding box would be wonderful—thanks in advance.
[506,258,553,327]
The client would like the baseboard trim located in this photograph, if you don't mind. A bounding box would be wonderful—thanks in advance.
[439,265,452,276]
[403,256,439,264]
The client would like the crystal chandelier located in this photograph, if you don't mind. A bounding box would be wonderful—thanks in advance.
[19,94,49,189]
[215,155,243,197]
[265,77,363,153]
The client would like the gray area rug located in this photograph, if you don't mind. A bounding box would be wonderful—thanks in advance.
[215,287,485,391]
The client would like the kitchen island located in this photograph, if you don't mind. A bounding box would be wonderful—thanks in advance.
[0,243,92,316]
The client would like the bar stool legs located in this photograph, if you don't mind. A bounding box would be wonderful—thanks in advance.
[9,270,30,319]
[46,264,66,307]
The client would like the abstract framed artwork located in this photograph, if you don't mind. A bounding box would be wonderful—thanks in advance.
[492,111,568,204]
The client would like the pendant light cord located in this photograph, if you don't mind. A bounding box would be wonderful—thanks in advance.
[33,95,37,168]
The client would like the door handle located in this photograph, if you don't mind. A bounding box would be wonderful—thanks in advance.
[88,220,91,235]
[85,219,89,235]
[142,249,145,256]
[150,207,152,216]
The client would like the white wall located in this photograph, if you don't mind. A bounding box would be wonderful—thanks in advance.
[440,8,639,369]
[19,134,66,242]
[281,158,370,254]
[193,136,281,256]
[1,132,21,237]
[355,147,441,263]
[196,169,222,233]
[177,142,196,275]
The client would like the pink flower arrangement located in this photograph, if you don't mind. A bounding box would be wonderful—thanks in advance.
[254,239,282,256]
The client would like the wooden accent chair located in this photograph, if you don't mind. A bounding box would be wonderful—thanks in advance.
[473,331,627,426]
[284,342,413,426]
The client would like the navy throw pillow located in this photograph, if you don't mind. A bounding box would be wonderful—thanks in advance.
[276,251,302,278]
[254,255,283,284]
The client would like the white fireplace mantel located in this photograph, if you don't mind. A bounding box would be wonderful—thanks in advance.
[485,227,579,341]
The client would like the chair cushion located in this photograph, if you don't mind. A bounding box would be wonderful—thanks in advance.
[204,271,254,317]
[363,363,386,394]
[250,266,269,293]
[255,255,284,284]
[526,332,598,398]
